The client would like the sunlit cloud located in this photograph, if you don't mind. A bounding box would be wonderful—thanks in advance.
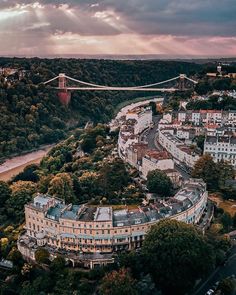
[0,0,235,56]
[23,22,50,31]
[0,7,28,21]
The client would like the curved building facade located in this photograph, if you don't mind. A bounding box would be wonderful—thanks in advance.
[18,102,208,268]
[18,179,207,268]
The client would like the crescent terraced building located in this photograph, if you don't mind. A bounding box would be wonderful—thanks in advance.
[18,103,209,269]
[18,178,207,269]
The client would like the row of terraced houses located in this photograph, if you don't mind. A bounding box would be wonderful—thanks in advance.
[18,103,209,269]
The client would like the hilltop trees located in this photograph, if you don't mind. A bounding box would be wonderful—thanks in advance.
[0,58,201,159]
[147,169,173,197]
[48,173,75,203]
[0,181,11,205]
[142,219,215,295]
[192,154,219,190]
[192,154,234,191]
[99,158,129,195]
[6,181,36,223]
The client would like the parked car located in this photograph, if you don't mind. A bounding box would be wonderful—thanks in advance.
[205,289,214,295]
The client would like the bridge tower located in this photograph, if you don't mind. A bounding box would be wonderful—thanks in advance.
[179,74,186,91]
[58,73,71,105]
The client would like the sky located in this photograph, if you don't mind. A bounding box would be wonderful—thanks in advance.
[0,0,236,57]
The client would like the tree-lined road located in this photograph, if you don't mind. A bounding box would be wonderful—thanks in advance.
[192,246,236,295]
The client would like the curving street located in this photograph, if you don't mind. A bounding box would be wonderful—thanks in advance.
[192,245,236,295]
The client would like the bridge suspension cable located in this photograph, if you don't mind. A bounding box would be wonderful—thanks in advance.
[44,76,59,85]
[43,73,198,91]
[134,75,180,88]
[184,76,198,84]
[65,74,181,89]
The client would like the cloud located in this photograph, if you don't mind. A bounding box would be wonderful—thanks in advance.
[0,0,235,56]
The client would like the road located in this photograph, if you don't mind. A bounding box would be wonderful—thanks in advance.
[192,246,236,295]
[143,115,190,180]
[144,115,163,150]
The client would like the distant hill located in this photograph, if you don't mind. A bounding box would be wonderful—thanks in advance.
[0,58,202,158]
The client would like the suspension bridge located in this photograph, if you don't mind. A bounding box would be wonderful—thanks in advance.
[43,73,198,105]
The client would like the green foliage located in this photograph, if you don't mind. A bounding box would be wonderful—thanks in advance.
[80,124,107,153]
[142,219,215,295]
[12,164,39,183]
[194,135,205,152]
[0,58,201,159]
[0,181,11,205]
[192,154,234,191]
[187,94,236,111]
[147,169,173,197]
[50,255,66,272]
[149,101,158,115]
[221,212,233,232]
[217,160,235,188]
[195,81,213,95]
[233,213,236,228]
[48,173,75,203]
[35,248,50,264]
[99,158,129,195]
[5,181,36,223]
[99,268,138,295]
[7,247,24,267]
[218,277,236,295]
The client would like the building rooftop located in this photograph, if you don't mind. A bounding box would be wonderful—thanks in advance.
[30,179,206,227]
[145,150,171,161]
[94,207,112,221]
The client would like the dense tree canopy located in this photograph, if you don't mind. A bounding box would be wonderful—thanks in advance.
[35,248,50,264]
[48,172,75,203]
[192,154,234,191]
[147,169,173,197]
[99,268,137,295]
[0,58,202,159]
[142,219,215,295]
[99,158,129,195]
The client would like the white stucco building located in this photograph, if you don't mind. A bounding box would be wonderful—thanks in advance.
[158,128,200,167]
[141,150,174,179]
[204,135,236,168]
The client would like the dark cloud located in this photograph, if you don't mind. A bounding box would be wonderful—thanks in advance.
[0,0,235,36]
[0,0,235,55]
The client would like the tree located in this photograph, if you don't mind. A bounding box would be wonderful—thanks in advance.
[35,248,50,264]
[217,160,235,188]
[0,181,11,205]
[142,219,215,295]
[195,81,212,95]
[149,101,158,115]
[218,277,236,295]
[147,169,173,197]
[192,155,235,191]
[50,255,66,272]
[192,154,219,190]
[12,164,39,183]
[221,212,233,232]
[8,247,24,267]
[48,173,75,203]
[233,213,236,228]
[99,268,138,295]
[100,158,129,195]
[6,181,36,222]
[38,175,53,194]
[194,135,205,151]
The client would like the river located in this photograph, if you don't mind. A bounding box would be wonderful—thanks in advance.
[0,145,53,181]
